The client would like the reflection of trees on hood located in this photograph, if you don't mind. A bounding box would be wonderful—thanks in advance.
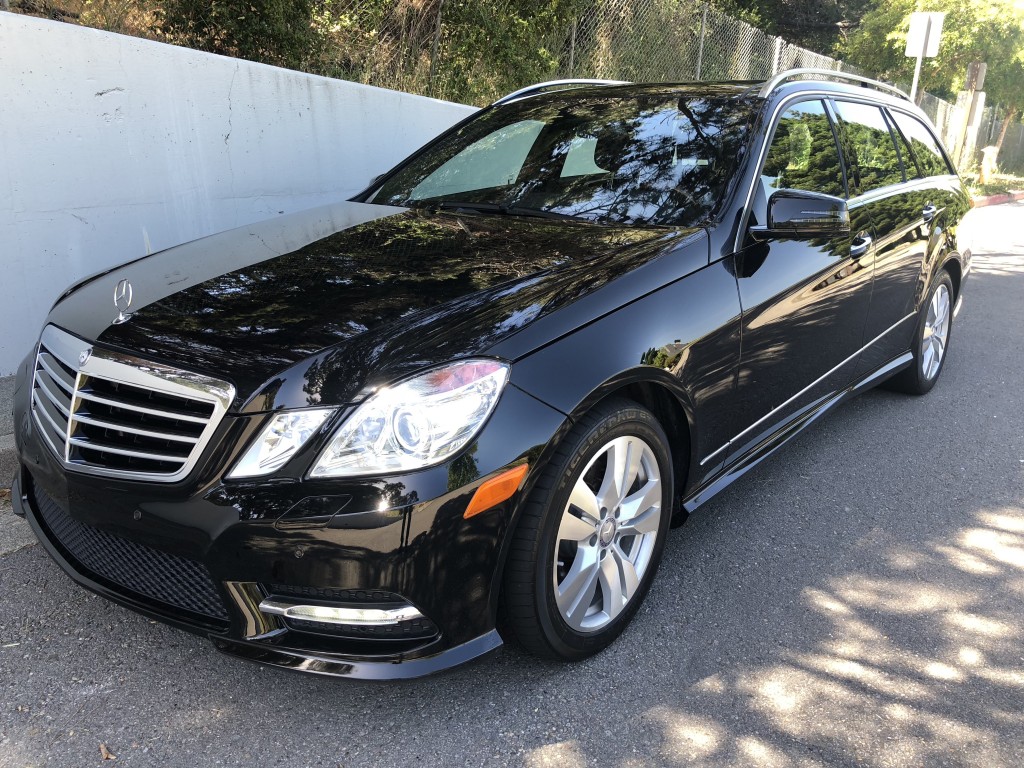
[101,200,686,405]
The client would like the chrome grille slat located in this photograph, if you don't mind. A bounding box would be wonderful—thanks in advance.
[30,325,235,483]
[36,352,76,393]
[68,437,188,464]
[34,368,73,416]
[32,390,69,457]
[74,390,211,424]
[70,414,202,444]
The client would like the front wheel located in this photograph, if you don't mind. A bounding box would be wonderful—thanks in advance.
[886,272,955,395]
[502,399,673,660]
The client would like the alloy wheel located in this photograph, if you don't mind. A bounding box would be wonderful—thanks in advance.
[921,283,951,380]
[552,435,662,633]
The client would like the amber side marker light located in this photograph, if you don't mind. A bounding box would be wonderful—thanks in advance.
[463,464,530,519]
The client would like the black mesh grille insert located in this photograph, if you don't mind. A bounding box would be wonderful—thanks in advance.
[286,616,438,639]
[33,484,229,623]
[269,584,405,604]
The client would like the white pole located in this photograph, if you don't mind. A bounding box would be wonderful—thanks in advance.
[909,16,931,101]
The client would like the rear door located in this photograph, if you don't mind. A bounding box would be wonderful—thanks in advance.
[724,98,874,464]
[865,108,971,371]
[831,99,925,374]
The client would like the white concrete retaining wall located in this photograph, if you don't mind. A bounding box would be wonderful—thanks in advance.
[0,12,475,375]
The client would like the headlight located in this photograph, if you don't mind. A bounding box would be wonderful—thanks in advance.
[309,359,509,478]
[228,409,334,479]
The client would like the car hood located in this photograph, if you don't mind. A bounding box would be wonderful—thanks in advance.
[46,200,699,410]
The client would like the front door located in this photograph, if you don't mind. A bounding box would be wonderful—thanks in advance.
[725,98,874,463]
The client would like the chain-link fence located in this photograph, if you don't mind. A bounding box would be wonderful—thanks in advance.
[554,1,863,86]
[334,0,867,105]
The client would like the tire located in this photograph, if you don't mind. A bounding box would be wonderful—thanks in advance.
[886,271,955,395]
[502,398,673,661]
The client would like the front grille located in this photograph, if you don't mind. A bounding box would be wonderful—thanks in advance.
[31,325,234,482]
[33,482,229,623]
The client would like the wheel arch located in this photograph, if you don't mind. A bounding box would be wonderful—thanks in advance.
[522,367,697,527]
[489,369,696,627]
[940,253,963,299]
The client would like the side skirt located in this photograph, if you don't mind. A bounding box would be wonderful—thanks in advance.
[681,352,913,513]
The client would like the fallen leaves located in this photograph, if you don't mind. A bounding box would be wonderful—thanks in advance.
[99,743,116,760]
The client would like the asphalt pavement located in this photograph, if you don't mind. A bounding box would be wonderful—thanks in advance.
[2,203,1023,768]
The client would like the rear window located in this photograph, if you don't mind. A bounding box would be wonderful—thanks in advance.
[889,111,954,178]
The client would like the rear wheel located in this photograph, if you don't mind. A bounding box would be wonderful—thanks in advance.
[502,399,673,660]
[886,272,954,395]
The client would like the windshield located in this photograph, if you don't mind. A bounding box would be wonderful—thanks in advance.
[370,93,756,227]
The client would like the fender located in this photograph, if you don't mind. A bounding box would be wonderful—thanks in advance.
[509,252,743,493]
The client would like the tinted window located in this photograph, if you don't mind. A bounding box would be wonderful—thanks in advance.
[760,100,845,199]
[372,95,757,227]
[888,114,919,177]
[834,101,904,193]
[889,111,953,178]
[408,120,544,200]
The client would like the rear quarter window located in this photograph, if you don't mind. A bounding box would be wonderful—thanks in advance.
[889,111,954,178]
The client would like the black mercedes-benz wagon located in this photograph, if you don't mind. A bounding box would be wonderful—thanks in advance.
[11,70,971,678]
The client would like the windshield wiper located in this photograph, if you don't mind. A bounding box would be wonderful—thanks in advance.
[418,200,594,223]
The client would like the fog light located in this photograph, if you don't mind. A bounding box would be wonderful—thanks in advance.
[258,598,424,626]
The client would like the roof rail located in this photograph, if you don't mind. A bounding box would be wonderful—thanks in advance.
[758,68,909,101]
[493,79,629,106]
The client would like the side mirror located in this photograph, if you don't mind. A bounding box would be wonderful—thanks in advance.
[750,189,851,240]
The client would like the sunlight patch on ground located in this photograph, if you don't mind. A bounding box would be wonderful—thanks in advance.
[958,526,1024,569]
[969,252,1024,275]
[646,707,725,761]
[524,740,588,768]
[831,577,970,613]
[735,735,794,767]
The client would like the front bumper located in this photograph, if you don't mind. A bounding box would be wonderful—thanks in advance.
[11,378,566,679]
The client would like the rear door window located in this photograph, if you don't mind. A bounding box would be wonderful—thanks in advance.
[888,111,954,178]
[833,101,904,194]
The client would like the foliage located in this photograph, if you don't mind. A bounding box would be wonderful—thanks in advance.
[155,0,325,70]
[841,0,1024,106]
[709,0,876,53]
[430,0,583,104]
[972,176,1024,195]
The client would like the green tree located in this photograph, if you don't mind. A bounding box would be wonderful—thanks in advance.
[710,0,876,54]
[156,0,324,70]
[842,0,1024,107]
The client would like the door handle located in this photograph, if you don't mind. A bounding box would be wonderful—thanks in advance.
[922,205,938,222]
[851,235,873,258]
